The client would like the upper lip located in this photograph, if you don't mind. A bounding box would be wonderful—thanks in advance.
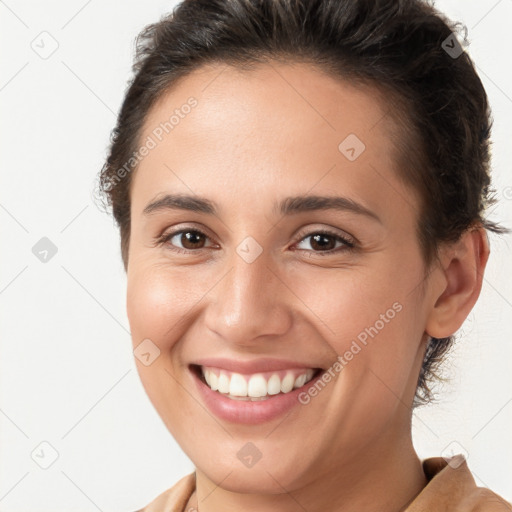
[191,357,322,374]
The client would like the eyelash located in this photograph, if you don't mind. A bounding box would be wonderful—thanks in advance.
[154,226,356,257]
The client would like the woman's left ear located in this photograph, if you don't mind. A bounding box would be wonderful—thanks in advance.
[425,226,490,339]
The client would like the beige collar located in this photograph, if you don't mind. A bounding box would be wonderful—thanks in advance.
[138,456,511,511]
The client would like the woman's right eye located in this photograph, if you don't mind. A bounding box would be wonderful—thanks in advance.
[155,228,215,254]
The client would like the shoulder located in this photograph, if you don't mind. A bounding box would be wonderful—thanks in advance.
[407,456,512,511]
[460,487,512,512]
[133,472,196,512]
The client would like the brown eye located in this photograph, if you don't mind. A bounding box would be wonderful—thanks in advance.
[157,228,214,253]
[308,233,337,251]
[178,230,207,249]
[295,230,355,255]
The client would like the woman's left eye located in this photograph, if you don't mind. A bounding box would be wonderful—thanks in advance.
[294,231,355,255]
[155,228,355,255]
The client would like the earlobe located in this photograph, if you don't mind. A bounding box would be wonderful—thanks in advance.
[425,227,490,339]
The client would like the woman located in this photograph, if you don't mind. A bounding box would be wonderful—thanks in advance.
[98,0,511,510]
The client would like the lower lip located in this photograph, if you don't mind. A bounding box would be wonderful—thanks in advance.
[191,366,324,425]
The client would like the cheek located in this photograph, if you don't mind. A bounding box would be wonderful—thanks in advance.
[125,264,205,433]
[126,264,203,350]
[289,263,400,344]
[300,258,424,395]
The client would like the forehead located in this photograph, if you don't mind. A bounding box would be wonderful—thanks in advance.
[140,60,394,151]
[131,60,412,224]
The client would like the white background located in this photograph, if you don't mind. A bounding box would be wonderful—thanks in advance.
[1,1,511,510]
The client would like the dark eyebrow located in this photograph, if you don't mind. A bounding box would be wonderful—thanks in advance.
[275,195,381,223]
[143,194,216,216]
[143,193,381,223]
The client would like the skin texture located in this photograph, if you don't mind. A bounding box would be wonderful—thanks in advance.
[126,61,489,512]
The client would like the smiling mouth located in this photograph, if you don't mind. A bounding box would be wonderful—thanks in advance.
[190,364,323,401]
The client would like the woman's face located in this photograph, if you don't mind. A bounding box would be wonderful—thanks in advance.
[126,61,436,492]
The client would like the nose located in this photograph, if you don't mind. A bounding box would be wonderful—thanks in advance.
[203,245,293,347]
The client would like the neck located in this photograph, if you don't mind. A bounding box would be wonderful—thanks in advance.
[188,427,427,512]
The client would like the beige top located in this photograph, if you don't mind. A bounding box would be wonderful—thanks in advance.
[136,457,512,511]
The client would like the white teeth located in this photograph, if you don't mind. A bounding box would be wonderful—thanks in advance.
[293,369,315,389]
[293,373,306,389]
[267,374,281,395]
[229,373,247,396]
[217,372,230,394]
[247,374,267,397]
[201,367,317,398]
[209,371,218,391]
[280,372,295,393]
